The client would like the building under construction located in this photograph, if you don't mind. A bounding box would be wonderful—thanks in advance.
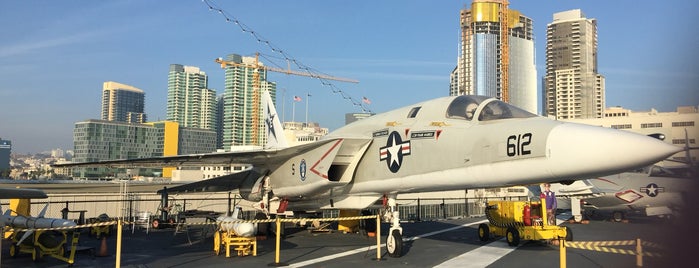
[450,0,537,114]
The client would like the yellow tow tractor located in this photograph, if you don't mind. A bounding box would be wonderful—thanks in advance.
[478,197,572,246]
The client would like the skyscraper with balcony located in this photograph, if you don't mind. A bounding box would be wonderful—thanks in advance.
[221,54,277,150]
[451,0,537,114]
[167,64,218,130]
[101,81,146,123]
[543,9,605,119]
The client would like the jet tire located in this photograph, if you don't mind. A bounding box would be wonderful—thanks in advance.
[387,229,403,258]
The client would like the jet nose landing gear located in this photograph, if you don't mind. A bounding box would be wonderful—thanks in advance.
[386,229,403,257]
[382,196,403,258]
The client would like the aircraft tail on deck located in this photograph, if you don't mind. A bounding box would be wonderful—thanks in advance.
[262,89,288,149]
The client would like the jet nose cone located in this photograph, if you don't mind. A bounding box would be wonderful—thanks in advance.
[546,123,682,178]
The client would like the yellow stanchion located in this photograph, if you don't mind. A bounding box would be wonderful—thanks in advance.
[116,219,123,268]
[376,214,381,260]
[269,217,289,266]
[560,238,566,268]
[275,217,280,264]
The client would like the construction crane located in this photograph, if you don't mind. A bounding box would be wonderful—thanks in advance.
[499,0,509,103]
[215,53,358,145]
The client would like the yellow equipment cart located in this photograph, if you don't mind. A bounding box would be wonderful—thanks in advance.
[88,213,113,239]
[478,198,572,246]
[213,230,257,258]
[8,230,81,264]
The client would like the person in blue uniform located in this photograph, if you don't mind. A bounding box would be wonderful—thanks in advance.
[542,183,557,225]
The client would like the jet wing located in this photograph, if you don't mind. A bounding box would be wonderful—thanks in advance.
[156,168,264,194]
[0,188,48,199]
[53,139,337,169]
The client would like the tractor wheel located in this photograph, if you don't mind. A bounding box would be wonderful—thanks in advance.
[9,244,18,257]
[152,218,161,229]
[478,224,490,242]
[612,211,624,222]
[506,227,520,247]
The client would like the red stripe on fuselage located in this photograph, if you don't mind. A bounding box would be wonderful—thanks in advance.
[310,139,343,180]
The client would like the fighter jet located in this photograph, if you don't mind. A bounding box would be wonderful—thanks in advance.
[53,94,681,257]
[546,130,697,222]
[547,165,696,222]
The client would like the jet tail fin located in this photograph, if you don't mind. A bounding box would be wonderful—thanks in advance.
[262,89,289,149]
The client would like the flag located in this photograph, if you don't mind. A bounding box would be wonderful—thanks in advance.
[293,96,302,102]
[362,96,371,105]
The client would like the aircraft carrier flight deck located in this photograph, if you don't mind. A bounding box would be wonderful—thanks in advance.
[1,213,690,268]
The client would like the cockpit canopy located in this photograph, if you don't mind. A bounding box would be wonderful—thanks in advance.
[446,95,537,121]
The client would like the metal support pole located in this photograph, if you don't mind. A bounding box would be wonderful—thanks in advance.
[416,198,421,221]
[559,238,566,268]
[228,192,232,216]
[268,216,288,266]
[116,220,123,268]
[128,199,133,222]
[160,187,169,222]
[275,217,281,264]
[442,198,446,219]
[376,214,381,260]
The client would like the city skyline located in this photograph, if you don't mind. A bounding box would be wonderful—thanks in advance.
[1,1,697,153]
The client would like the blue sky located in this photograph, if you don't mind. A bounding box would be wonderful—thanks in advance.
[1,0,697,154]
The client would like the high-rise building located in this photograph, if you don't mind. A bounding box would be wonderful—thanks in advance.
[101,81,147,123]
[167,64,218,130]
[221,53,277,150]
[216,94,225,149]
[71,120,216,178]
[451,0,537,114]
[0,138,10,174]
[543,9,605,119]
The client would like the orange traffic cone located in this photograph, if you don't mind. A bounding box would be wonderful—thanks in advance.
[97,236,109,257]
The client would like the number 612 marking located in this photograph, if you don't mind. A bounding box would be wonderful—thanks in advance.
[507,133,532,157]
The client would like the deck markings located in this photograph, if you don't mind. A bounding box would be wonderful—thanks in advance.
[433,239,519,267]
[289,220,489,267]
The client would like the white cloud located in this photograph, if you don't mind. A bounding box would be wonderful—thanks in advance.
[0,31,104,58]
